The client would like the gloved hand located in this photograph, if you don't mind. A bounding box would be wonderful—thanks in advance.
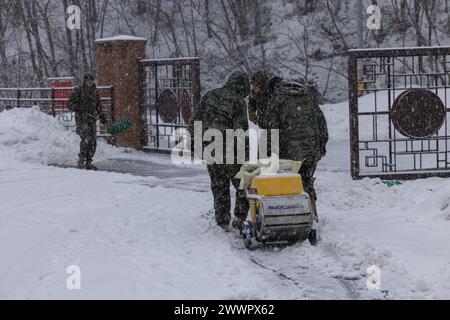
[99,114,108,125]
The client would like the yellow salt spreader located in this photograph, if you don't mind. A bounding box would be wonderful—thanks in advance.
[236,158,315,249]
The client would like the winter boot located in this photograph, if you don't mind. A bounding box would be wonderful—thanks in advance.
[85,161,98,171]
[308,225,318,246]
[308,196,319,246]
[218,222,230,233]
[232,216,244,234]
[77,158,85,169]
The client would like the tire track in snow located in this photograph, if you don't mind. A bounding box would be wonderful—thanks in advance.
[247,246,362,299]
[202,209,357,299]
[249,257,304,289]
[0,229,59,283]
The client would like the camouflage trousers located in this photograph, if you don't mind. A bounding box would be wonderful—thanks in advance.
[299,155,319,220]
[207,164,249,226]
[76,121,97,163]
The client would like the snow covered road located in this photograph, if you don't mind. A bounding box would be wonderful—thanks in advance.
[2,155,449,299]
[0,164,357,299]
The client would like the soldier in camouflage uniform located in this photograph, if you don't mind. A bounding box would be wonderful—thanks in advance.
[187,71,251,232]
[297,77,328,160]
[68,74,107,170]
[265,78,328,244]
[248,71,270,128]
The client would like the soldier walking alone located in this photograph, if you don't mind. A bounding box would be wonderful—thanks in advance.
[68,73,107,170]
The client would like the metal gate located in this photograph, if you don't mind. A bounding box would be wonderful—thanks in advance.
[0,85,115,142]
[139,57,200,152]
[348,46,450,179]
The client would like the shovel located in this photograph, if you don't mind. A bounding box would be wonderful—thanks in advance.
[106,117,133,136]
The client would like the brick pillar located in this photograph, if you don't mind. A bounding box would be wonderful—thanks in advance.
[95,35,147,149]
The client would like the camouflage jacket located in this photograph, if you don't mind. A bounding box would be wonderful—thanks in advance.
[187,71,250,163]
[303,79,328,158]
[68,84,101,124]
[265,80,328,161]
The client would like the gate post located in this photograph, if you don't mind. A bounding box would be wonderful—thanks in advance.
[95,35,147,149]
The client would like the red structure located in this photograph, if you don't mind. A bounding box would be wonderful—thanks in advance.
[48,77,74,110]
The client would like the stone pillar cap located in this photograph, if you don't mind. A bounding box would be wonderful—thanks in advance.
[95,35,147,43]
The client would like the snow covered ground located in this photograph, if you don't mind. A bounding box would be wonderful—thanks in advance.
[1,105,450,299]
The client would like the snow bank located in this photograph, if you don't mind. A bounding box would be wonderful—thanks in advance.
[0,107,119,168]
[321,101,349,142]
[414,179,450,221]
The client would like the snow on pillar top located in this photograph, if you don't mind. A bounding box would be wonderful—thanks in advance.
[94,35,147,43]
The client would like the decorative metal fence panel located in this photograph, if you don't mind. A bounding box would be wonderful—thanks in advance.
[348,47,450,179]
[139,57,201,152]
[0,85,115,142]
